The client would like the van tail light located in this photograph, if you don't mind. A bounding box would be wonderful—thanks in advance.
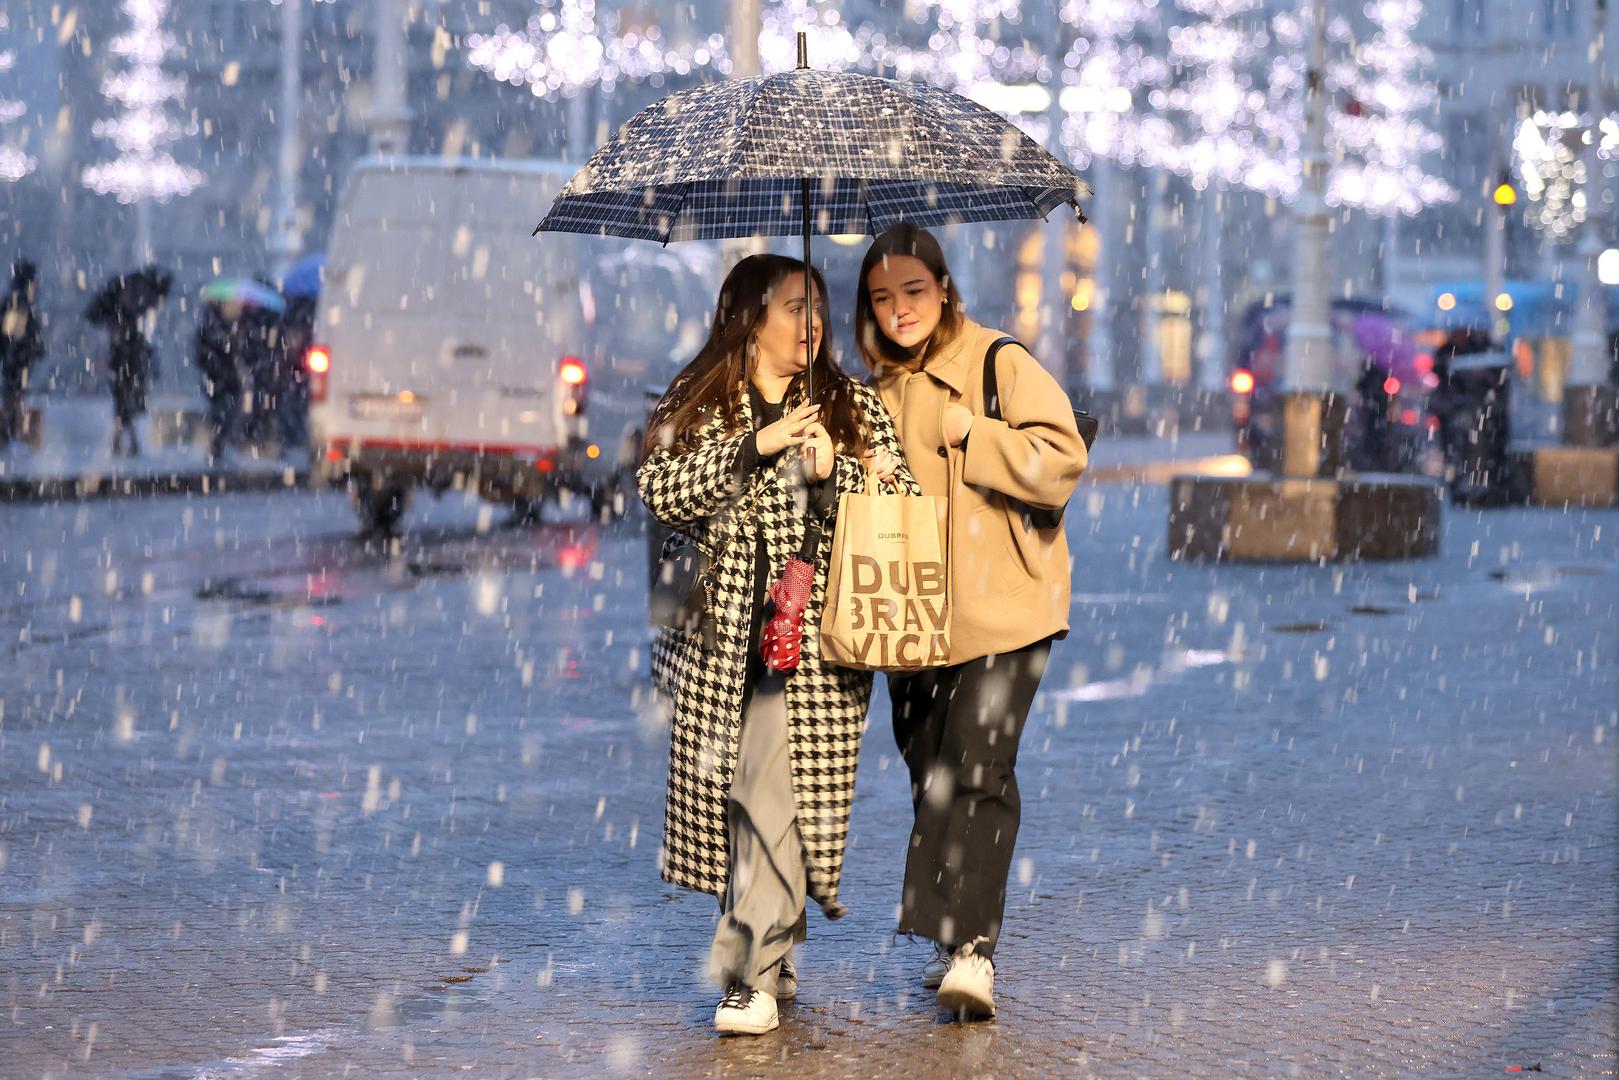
[560,356,587,417]
[307,344,331,403]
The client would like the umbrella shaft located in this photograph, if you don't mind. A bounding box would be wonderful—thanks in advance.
[801,177,813,402]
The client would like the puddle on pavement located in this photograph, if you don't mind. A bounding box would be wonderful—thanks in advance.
[1489,563,1613,596]
[1048,647,1232,703]
[195,577,345,608]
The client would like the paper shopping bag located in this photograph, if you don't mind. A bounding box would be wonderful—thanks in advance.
[818,489,950,672]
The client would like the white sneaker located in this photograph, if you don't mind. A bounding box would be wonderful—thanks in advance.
[776,956,798,1001]
[936,943,995,1019]
[714,984,779,1035]
[920,942,951,989]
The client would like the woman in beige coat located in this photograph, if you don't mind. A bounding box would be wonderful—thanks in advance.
[855,223,1088,1019]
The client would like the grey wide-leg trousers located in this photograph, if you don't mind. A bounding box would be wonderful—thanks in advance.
[708,672,807,995]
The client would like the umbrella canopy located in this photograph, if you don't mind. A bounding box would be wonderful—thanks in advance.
[281,253,325,299]
[1350,312,1421,381]
[201,278,287,314]
[537,34,1088,404]
[536,62,1087,243]
[85,266,173,325]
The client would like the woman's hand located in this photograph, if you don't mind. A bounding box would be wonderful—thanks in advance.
[801,421,834,482]
[863,449,902,487]
[942,403,975,447]
[755,403,820,457]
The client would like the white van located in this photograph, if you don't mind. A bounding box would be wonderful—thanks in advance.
[310,157,716,531]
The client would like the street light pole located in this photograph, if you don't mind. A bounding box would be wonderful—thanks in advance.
[730,0,759,81]
[566,89,591,162]
[1196,184,1227,394]
[270,0,303,280]
[1280,0,1341,477]
[1138,167,1169,388]
[134,201,152,265]
[1484,168,1510,342]
[369,0,412,155]
[1565,0,1616,446]
[723,0,762,267]
[1040,48,1071,394]
[1087,156,1117,392]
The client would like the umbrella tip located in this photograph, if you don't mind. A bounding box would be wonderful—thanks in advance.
[796,31,808,70]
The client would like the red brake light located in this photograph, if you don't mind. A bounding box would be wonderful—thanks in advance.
[560,357,587,385]
[307,344,330,403]
[1230,369,1255,395]
[1383,375,1401,396]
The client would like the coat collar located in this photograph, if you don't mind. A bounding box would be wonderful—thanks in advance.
[875,317,985,401]
[730,371,809,427]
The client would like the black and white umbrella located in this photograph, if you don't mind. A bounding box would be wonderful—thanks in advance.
[537,34,1089,395]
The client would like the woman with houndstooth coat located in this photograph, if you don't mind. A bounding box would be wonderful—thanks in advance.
[638,254,917,1036]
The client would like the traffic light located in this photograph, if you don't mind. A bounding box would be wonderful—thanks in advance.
[1492,173,1517,207]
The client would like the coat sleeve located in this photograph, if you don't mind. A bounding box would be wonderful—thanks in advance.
[636,423,753,530]
[961,342,1087,510]
[806,384,921,523]
[858,383,922,497]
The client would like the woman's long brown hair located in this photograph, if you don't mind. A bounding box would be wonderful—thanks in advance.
[852,222,965,375]
[641,253,872,462]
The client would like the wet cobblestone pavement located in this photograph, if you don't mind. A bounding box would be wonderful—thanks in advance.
[2,485,1615,1077]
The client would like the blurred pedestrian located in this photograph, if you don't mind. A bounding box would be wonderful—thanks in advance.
[87,266,170,458]
[106,306,150,457]
[855,223,1088,1021]
[194,302,243,461]
[638,254,913,1037]
[275,295,316,450]
[240,291,281,446]
[1353,357,1393,472]
[0,259,44,449]
[1428,327,1494,483]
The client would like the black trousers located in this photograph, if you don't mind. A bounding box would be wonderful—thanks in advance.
[888,635,1053,962]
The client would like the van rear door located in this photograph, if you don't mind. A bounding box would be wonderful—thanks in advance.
[436,169,586,457]
[322,165,586,458]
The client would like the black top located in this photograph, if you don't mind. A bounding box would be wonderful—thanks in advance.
[744,385,787,689]
[736,382,838,689]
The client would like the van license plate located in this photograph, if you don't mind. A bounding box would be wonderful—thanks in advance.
[349,395,425,422]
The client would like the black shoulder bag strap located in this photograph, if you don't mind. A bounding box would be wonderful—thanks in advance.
[980,337,1099,530]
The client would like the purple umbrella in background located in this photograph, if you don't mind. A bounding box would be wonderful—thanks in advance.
[1351,312,1421,383]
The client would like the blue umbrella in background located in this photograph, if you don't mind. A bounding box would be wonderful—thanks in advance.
[281,253,325,299]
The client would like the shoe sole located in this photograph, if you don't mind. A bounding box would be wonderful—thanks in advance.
[921,971,945,990]
[777,984,797,1001]
[715,1014,780,1036]
[936,983,995,1020]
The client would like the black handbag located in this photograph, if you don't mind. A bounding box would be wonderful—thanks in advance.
[649,535,714,646]
[648,484,757,650]
[981,336,1099,529]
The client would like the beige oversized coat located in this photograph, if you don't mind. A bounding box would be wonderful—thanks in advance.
[874,318,1088,663]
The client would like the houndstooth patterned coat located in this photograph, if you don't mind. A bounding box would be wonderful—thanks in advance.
[640,379,918,918]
